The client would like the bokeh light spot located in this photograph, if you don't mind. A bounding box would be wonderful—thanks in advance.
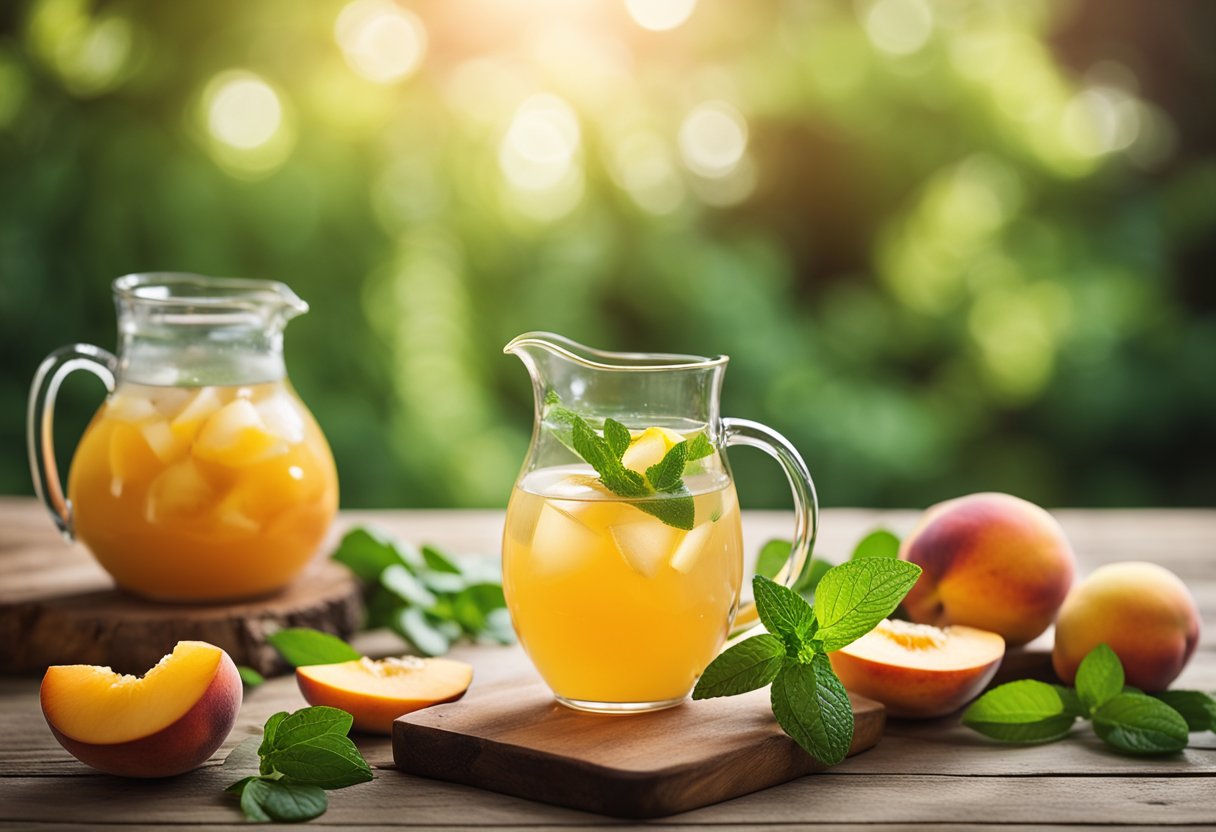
[625,0,697,32]
[864,0,933,56]
[499,93,581,190]
[609,132,685,215]
[336,0,427,84]
[678,101,748,178]
[207,74,282,150]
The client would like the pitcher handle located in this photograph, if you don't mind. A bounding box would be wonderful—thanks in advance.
[722,417,819,632]
[27,344,117,540]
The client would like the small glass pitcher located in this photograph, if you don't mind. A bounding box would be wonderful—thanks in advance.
[28,273,339,602]
[502,332,818,713]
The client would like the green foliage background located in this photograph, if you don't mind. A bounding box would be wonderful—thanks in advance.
[2,0,1213,509]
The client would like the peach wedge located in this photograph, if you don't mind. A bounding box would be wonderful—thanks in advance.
[297,656,473,734]
[40,641,242,777]
[829,619,1005,718]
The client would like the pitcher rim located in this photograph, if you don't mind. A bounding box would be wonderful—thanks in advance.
[112,272,308,315]
[504,331,728,371]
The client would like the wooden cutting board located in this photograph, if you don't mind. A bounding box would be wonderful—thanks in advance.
[0,502,362,675]
[393,678,885,818]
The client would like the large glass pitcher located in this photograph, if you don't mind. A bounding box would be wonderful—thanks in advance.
[502,332,818,713]
[28,273,339,602]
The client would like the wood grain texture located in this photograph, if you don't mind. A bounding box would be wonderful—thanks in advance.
[393,679,884,818]
[0,500,362,675]
[1,500,1214,830]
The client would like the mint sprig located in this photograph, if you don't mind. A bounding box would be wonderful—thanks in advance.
[694,557,922,766]
[330,528,512,656]
[225,706,373,823]
[545,392,705,530]
[963,643,1211,756]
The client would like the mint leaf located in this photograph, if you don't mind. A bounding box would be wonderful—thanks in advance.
[693,634,786,699]
[238,778,274,822]
[1152,690,1216,732]
[646,440,688,492]
[770,653,854,766]
[222,737,261,774]
[684,432,714,461]
[258,781,328,823]
[274,706,354,750]
[851,529,900,560]
[753,575,816,648]
[393,606,452,656]
[635,493,695,530]
[1075,643,1124,713]
[1093,693,1189,755]
[265,734,374,789]
[794,558,833,597]
[452,583,507,633]
[962,680,1076,743]
[421,544,461,574]
[331,527,419,581]
[1053,685,1087,719]
[259,712,288,763]
[756,539,791,580]
[603,418,632,458]
[813,559,922,651]
[381,564,439,608]
[238,665,265,688]
[267,629,360,668]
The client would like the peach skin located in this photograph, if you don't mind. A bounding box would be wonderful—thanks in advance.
[1053,561,1200,691]
[899,492,1075,646]
[40,641,242,777]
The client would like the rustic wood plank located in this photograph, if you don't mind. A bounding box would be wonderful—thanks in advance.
[393,680,883,818]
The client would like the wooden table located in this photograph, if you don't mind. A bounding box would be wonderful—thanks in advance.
[2,499,1213,829]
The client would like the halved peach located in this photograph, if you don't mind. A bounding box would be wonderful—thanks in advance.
[40,641,242,777]
[828,619,1005,718]
[296,656,473,734]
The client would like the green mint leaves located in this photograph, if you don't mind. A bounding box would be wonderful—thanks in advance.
[694,556,922,766]
[225,706,373,823]
[331,527,512,656]
[267,628,361,667]
[544,392,702,530]
[963,643,1212,755]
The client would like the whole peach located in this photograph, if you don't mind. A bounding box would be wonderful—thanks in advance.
[1053,561,1200,691]
[899,493,1076,646]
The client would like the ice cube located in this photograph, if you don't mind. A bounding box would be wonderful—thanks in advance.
[105,392,157,423]
[139,420,189,463]
[669,522,714,574]
[621,428,670,475]
[529,502,602,575]
[255,393,306,444]
[193,399,285,465]
[545,474,608,499]
[145,460,214,523]
[609,519,681,578]
[147,387,194,419]
[170,387,224,442]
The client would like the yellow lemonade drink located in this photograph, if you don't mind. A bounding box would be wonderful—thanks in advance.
[503,463,743,707]
[67,380,338,601]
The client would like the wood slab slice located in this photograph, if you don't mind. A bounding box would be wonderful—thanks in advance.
[0,560,362,676]
[393,679,884,818]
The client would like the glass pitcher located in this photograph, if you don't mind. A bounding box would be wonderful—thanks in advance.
[502,332,818,713]
[28,273,339,602]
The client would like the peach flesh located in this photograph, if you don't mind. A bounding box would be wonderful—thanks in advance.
[40,641,241,778]
[1053,561,1201,692]
[900,492,1075,646]
[297,656,473,734]
[829,619,1005,718]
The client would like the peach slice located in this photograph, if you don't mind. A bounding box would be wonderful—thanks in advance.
[296,656,473,734]
[40,641,242,777]
[828,619,1005,718]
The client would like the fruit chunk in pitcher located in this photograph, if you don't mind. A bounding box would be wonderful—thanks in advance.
[67,381,338,600]
[503,460,743,707]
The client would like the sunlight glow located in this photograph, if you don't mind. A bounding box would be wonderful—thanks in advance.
[864,0,933,56]
[499,94,581,190]
[625,0,697,32]
[336,0,427,84]
[207,74,281,149]
[678,101,748,178]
